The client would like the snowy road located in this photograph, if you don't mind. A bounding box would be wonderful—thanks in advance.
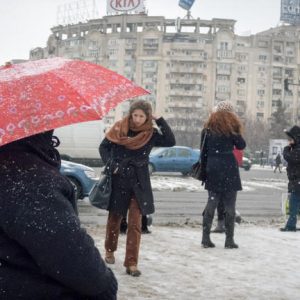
[80,165,288,225]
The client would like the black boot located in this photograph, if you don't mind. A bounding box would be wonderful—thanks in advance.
[141,215,151,234]
[225,216,238,249]
[211,219,225,233]
[120,217,127,234]
[202,214,215,248]
[202,235,215,248]
[225,237,238,249]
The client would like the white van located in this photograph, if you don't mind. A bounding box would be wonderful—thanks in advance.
[54,120,105,165]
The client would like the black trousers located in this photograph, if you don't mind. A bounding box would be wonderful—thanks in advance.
[203,191,237,238]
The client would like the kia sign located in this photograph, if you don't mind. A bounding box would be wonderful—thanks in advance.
[178,0,195,10]
[107,0,145,14]
[281,0,300,25]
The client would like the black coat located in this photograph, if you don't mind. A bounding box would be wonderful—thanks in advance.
[283,125,300,194]
[99,117,175,216]
[0,132,117,300]
[201,130,246,193]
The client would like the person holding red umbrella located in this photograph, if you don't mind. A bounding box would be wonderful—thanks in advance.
[99,100,175,277]
[0,130,117,299]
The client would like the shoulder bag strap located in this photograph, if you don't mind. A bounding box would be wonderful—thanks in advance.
[200,129,208,152]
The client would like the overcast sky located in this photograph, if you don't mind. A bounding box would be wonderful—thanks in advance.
[0,0,281,64]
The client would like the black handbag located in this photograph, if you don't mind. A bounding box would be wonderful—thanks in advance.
[89,173,112,209]
[191,161,202,180]
[89,155,113,210]
[191,129,208,181]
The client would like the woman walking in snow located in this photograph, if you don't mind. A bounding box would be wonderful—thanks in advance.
[99,100,175,276]
[200,101,246,249]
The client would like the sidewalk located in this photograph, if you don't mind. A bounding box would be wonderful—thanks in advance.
[87,224,300,300]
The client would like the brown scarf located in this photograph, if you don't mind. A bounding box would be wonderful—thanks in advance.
[105,116,154,150]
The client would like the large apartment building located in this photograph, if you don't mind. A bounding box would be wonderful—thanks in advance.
[30,14,300,131]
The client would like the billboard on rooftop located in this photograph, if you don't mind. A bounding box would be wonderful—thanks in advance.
[281,0,300,25]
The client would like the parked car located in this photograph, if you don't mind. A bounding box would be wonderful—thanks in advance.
[241,157,252,171]
[60,160,98,200]
[148,146,200,175]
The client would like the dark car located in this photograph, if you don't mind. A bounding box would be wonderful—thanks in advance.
[148,146,200,175]
[241,157,251,171]
[60,160,98,200]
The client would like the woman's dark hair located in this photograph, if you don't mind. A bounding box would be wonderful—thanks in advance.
[129,100,152,120]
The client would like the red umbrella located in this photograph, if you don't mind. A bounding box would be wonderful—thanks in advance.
[0,58,149,146]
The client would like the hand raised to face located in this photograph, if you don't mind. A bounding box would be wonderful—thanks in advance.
[152,115,161,120]
[289,138,295,146]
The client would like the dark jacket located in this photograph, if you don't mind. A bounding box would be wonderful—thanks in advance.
[275,154,282,165]
[201,129,246,193]
[0,132,117,300]
[283,125,300,194]
[99,117,175,216]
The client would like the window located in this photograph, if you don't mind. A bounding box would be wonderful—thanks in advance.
[273,44,283,54]
[256,112,264,118]
[178,149,191,158]
[257,100,265,108]
[273,89,282,95]
[220,42,229,50]
[237,78,246,84]
[238,65,247,73]
[162,149,176,158]
[257,90,265,96]
[237,89,245,96]
[258,40,269,48]
[259,55,267,61]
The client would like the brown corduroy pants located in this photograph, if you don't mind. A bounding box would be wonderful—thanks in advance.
[105,198,142,267]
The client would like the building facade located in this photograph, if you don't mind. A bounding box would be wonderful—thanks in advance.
[30,14,300,132]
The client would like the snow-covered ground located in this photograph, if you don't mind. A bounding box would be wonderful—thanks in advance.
[150,169,288,193]
[87,224,300,300]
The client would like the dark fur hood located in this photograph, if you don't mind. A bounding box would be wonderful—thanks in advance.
[284,126,300,144]
[0,130,61,168]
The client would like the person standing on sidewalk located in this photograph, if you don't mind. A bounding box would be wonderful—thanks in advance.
[200,101,246,249]
[99,100,175,276]
[280,126,300,232]
[274,153,282,173]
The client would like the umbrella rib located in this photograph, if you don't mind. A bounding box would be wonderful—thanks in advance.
[50,71,102,117]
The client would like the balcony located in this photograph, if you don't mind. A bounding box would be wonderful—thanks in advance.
[143,43,159,49]
[169,78,203,85]
[168,101,202,109]
[217,50,233,59]
[169,89,203,97]
[216,68,231,75]
[170,66,205,74]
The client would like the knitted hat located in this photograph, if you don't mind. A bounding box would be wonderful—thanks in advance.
[215,101,234,113]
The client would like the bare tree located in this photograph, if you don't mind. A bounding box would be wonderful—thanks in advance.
[269,100,291,139]
[243,117,270,154]
[166,107,207,148]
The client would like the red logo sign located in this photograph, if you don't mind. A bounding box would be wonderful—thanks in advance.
[110,0,141,11]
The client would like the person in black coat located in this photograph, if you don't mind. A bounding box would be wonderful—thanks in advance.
[200,101,246,249]
[0,131,117,299]
[120,215,152,234]
[274,153,282,173]
[280,125,300,231]
[99,100,175,276]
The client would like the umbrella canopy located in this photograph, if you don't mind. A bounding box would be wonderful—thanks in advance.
[0,57,149,146]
